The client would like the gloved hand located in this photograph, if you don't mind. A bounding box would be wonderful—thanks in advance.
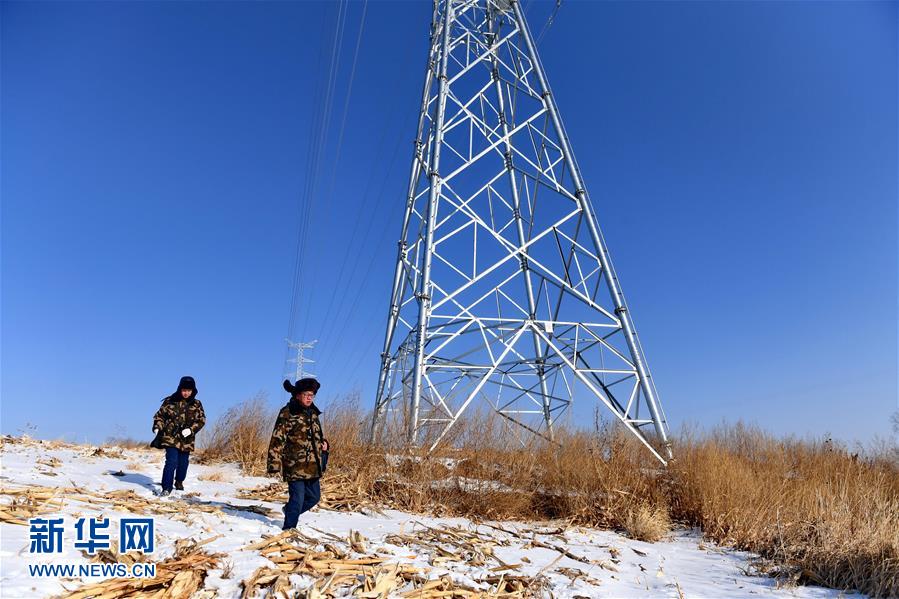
[153,428,159,434]
[181,428,192,437]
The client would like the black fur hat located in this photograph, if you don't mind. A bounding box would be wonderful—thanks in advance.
[283,378,320,395]
[177,376,197,394]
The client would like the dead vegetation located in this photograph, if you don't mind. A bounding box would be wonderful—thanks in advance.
[240,526,552,598]
[622,502,670,543]
[104,437,151,450]
[83,540,152,567]
[237,474,374,514]
[62,536,223,599]
[0,486,68,525]
[669,424,899,597]
[4,394,897,597]
[197,393,274,476]
[84,446,126,459]
[0,485,278,527]
[213,395,898,597]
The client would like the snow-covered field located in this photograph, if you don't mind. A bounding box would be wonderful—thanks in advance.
[0,437,865,598]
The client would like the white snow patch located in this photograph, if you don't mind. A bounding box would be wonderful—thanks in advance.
[0,439,867,598]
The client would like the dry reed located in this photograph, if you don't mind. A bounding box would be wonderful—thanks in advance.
[197,393,275,475]
[200,394,898,597]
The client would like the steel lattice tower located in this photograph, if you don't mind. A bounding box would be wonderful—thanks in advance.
[371,0,672,463]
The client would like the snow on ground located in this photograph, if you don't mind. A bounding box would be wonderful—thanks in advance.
[0,438,866,598]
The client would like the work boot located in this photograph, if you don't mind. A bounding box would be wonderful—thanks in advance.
[175,480,184,491]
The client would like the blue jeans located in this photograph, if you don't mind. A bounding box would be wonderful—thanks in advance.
[161,447,190,491]
[283,478,321,529]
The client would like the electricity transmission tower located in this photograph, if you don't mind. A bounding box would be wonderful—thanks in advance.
[370,0,672,463]
[285,339,317,381]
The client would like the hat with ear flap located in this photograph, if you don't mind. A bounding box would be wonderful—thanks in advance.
[176,376,197,395]
[283,378,321,395]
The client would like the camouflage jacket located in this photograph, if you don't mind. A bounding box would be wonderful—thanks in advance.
[267,401,326,481]
[152,394,206,453]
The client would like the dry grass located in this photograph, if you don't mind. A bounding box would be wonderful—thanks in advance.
[197,392,275,476]
[623,502,671,542]
[669,423,899,597]
[105,437,151,450]
[197,395,898,597]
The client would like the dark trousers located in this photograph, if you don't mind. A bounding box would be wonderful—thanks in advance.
[161,447,190,491]
[283,478,321,529]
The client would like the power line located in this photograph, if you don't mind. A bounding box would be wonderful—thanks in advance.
[296,0,351,341]
[309,0,374,344]
[313,110,407,365]
[314,107,417,375]
[536,0,562,45]
[283,5,336,374]
[284,0,349,381]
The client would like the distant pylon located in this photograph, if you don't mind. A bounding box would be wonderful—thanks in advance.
[285,339,317,381]
[370,0,672,463]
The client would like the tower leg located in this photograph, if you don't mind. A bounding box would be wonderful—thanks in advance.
[510,0,671,458]
[409,1,455,445]
[371,13,442,444]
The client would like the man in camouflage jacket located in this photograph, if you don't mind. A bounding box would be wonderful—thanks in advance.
[267,377,329,529]
[152,376,206,495]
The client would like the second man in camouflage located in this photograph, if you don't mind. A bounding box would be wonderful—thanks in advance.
[267,377,329,530]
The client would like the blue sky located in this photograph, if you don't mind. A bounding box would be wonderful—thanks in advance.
[2,0,896,446]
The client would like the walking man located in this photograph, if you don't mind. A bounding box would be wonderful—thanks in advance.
[267,378,329,529]
[152,375,206,496]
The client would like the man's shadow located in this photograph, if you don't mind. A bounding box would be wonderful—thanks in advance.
[181,497,279,524]
[110,471,157,493]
